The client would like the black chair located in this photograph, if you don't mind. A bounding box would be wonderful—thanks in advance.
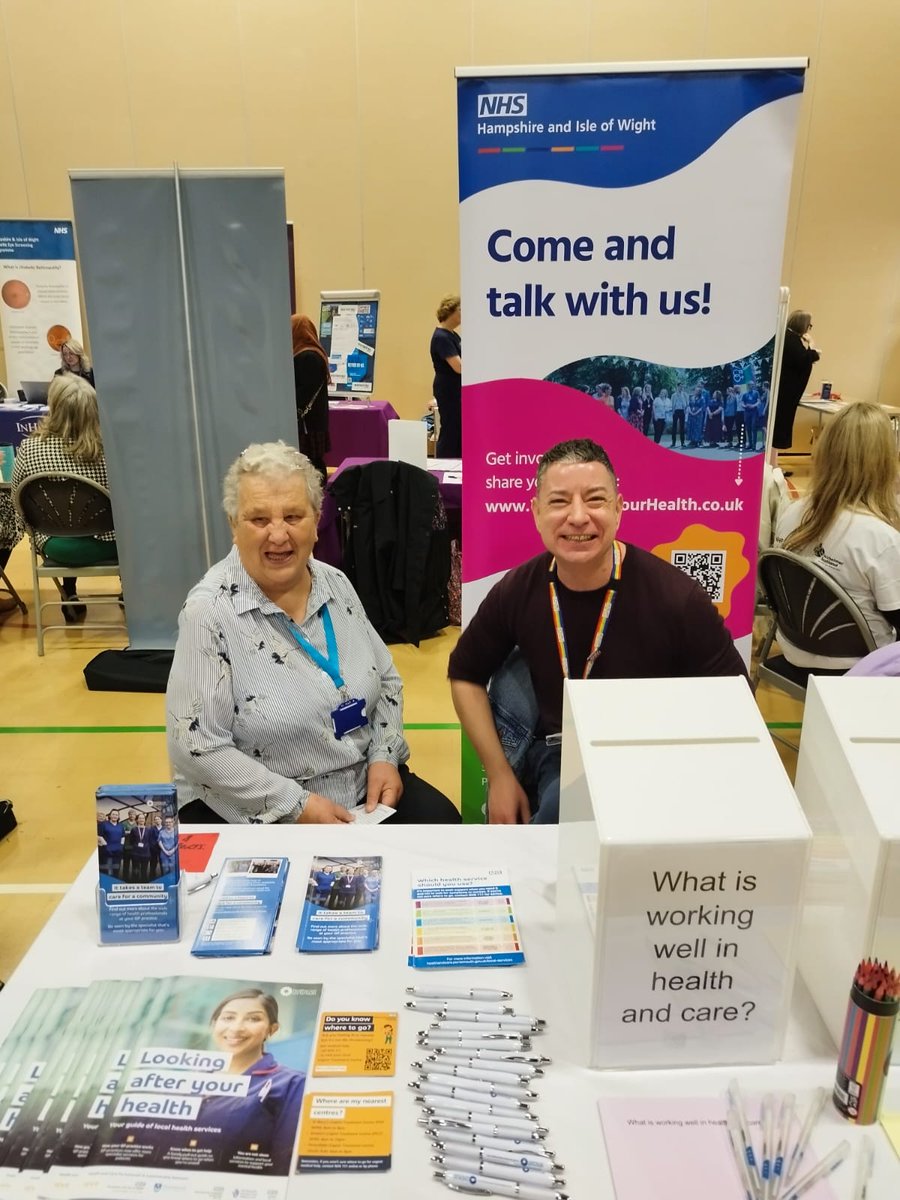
[13,472,122,655]
[755,548,878,703]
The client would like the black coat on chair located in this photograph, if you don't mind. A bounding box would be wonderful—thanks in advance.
[329,460,450,646]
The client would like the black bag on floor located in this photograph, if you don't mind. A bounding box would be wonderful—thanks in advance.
[0,800,17,841]
[83,649,174,693]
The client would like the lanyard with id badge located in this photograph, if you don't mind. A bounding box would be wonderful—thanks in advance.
[286,604,368,739]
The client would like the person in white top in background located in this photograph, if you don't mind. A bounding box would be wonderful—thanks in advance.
[774,401,900,669]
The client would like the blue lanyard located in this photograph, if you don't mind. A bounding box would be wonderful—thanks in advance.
[286,603,345,689]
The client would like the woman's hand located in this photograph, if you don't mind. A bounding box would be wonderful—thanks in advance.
[297,793,355,824]
[365,762,404,812]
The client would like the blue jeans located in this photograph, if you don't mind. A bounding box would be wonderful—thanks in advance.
[488,649,560,824]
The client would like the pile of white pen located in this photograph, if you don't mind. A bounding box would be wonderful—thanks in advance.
[405,984,566,1200]
[726,1081,874,1200]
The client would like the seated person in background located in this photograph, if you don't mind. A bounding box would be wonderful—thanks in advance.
[167,440,459,826]
[775,401,900,669]
[54,338,95,386]
[12,374,116,622]
[448,438,746,825]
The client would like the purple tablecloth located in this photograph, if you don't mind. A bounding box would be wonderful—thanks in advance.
[324,400,400,468]
[317,456,462,568]
[0,403,47,449]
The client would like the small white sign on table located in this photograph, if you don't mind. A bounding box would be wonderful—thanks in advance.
[556,676,811,1069]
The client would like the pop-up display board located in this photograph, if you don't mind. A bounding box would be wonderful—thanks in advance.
[556,676,811,1069]
[794,676,900,1049]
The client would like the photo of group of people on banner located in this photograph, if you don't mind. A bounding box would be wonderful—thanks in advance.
[546,345,774,453]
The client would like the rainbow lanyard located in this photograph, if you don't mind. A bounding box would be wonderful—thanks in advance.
[549,540,624,679]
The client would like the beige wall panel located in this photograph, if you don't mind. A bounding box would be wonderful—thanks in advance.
[779,2,900,406]
[2,0,132,215]
[121,0,246,166]
[472,0,589,63]
[704,0,820,58]
[586,0,707,62]
[0,9,28,217]
[236,0,363,312]
[356,0,470,417]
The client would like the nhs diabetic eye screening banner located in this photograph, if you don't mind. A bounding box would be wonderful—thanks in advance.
[456,61,806,659]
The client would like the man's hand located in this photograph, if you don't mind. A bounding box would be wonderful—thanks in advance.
[487,772,531,825]
[297,793,355,824]
[365,762,403,812]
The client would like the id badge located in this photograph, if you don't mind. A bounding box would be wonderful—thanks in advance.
[331,697,368,739]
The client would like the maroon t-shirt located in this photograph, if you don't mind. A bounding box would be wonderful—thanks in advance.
[448,545,747,735]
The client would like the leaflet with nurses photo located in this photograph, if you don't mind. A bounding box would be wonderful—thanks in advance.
[28,975,323,1199]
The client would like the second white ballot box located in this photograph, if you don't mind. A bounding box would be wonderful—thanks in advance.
[794,676,900,1047]
[555,676,811,1069]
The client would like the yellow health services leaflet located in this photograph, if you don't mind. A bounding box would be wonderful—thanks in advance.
[296,1092,393,1171]
[312,1012,397,1077]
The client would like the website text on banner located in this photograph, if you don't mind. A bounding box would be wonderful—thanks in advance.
[455,61,807,818]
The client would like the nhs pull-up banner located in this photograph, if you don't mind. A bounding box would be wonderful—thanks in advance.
[0,220,83,393]
[456,62,806,665]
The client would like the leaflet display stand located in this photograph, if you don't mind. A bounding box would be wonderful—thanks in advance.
[556,676,811,1070]
[794,676,900,1048]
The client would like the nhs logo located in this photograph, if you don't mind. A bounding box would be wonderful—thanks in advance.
[477,93,527,118]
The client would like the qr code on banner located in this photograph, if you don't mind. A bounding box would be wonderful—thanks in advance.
[363,1047,394,1073]
[671,550,726,603]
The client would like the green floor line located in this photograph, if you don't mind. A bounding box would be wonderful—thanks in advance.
[765,722,802,729]
[0,721,461,734]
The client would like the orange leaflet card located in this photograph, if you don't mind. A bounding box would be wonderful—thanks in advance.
[312,1012,397,1077]
[296,1092,393,1170]
[177,831,218,872]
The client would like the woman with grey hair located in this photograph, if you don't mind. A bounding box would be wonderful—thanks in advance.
[166,440,459,825]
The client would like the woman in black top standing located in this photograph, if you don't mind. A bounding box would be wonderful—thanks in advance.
[430,294,462,457]
[291,314,331,485]
[770,310,820,466]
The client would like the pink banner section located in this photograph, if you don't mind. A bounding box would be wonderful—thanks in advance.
[462,378,764,639]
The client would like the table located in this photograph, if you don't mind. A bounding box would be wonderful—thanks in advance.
[325,400,400,468]
[1,825,898,1198]
[0,400,47,449]
[317,456,462,569]
[799,396,900,447]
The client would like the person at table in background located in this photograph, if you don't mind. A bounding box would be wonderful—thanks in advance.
[11,374,117,623]
[775,401,900,669]
[54,338,94,387]
[770,310,820,467]
[167,440,459,825]
[430,293,462,457]
[194,989,306,1175]
[291,314,331,486]
[0,488,23,622]
[448,438,746,825]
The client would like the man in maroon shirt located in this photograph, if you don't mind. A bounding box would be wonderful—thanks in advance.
[448,439,747,824]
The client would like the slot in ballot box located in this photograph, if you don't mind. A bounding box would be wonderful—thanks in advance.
[794,676,900,1048]
[555,676,811,1070]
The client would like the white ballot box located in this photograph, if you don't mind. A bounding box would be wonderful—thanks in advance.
[556,676,811,1070]
[794,676,900,1047]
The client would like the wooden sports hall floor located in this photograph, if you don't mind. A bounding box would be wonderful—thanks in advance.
[0,463,807,982]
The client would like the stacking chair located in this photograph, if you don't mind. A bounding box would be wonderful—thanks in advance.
[755,548,878,703]
[13,472,122,655]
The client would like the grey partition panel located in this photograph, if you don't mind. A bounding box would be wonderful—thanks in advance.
[179,171,296,566]
[70,170,295,649]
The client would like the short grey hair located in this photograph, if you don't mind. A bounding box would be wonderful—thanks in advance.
[222,440,324,520]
